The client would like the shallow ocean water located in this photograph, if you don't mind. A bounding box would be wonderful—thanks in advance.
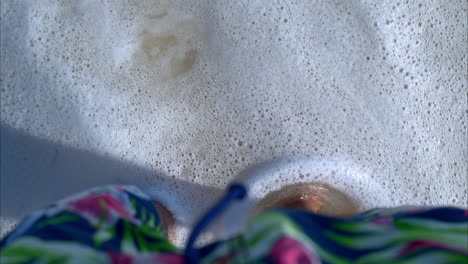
[1,0,466,243]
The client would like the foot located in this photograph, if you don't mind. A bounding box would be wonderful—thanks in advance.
[256,183,359,218]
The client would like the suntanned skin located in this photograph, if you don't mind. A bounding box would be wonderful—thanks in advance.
[153,202,175,241]
[154,182,359,242]
[270,193,323,213]
[257,183,360,218]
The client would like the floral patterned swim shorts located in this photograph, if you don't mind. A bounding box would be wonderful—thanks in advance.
[1,185,466,263]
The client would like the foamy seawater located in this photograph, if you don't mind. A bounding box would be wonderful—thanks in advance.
[1,0,466,243]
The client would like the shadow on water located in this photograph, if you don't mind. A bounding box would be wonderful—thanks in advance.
[0,124,221,225]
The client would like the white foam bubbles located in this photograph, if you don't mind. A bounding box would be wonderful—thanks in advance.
[1,0,466,244]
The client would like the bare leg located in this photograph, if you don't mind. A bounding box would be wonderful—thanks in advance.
[153,202,176,241]
[256,183,360,218]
